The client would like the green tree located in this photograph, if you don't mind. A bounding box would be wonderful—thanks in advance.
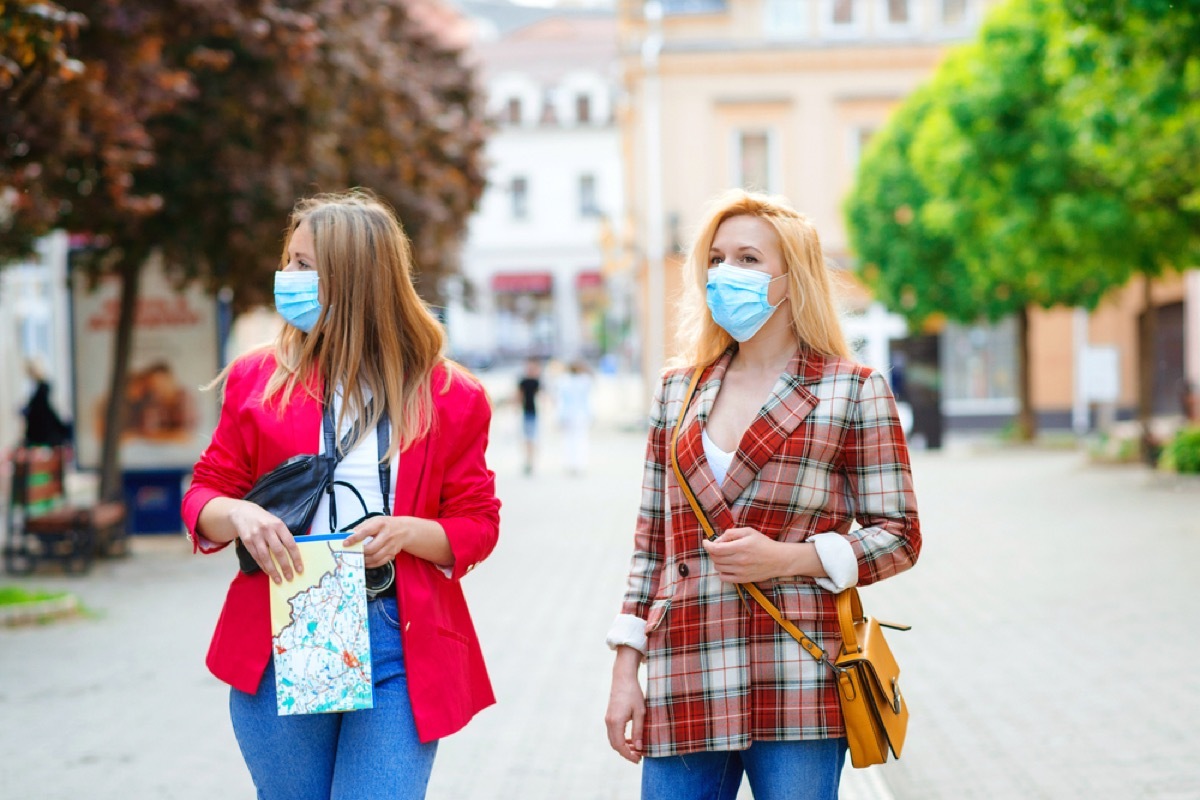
[1052,0,1200,446]
[847,0,1153,440]
[2,0,486,500]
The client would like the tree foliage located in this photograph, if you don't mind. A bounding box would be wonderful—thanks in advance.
[2,0,487,307]
[845,0,1200,440]
[1,0,488,498]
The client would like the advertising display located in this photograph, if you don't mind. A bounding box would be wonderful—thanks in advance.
[71,256,219,471]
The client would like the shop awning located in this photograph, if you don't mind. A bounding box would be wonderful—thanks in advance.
[492,272,553,293]
[575,270,603,289]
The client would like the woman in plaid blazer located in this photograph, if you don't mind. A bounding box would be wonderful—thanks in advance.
[604,190,921,799]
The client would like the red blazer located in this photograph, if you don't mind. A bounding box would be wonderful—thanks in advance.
[182,351,500,742]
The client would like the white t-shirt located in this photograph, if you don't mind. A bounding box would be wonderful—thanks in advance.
[309,388,399,535]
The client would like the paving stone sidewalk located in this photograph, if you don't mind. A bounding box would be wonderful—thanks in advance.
[1,414,1196,799]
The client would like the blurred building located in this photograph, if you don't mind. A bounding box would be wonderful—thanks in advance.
[619,0,996,428]
[619,0,1197,437]
[447,1,629,367]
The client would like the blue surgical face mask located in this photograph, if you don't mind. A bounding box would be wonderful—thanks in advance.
[706,263,786,342]
[274,270,323,332]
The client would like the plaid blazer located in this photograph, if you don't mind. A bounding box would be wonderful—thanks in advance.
[618,346,921,756]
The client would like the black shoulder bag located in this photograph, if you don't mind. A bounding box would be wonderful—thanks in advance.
[236,403,392,577]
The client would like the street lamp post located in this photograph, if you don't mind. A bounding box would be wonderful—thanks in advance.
[642,0,665,392]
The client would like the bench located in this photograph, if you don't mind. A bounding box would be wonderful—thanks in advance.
[3,446,127,575]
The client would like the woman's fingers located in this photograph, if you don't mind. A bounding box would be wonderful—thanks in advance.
[605,708,639,763]
[236,505,302,583]
[605,686,645,763]
[630,700,645,761]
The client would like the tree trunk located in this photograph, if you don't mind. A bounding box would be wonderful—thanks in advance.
[1016,305,1036,441]
[97,258,142,502]
[1139,274,1158,463]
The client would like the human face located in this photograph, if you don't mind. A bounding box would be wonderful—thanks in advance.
[708,215,788,308]
[283,219,323,301]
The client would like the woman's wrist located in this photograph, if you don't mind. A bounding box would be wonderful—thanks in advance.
[781,541,827,579]
[612,645,642,679]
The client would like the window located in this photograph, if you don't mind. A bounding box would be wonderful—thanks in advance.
[735,131,773,192]
[821,0,862,37]
[579,174,600,218]
[876,0,918,35]
[942,319,1018,412]
[540,93,558,125]
[510,176,528,220]
[941,0,968,26]
[504,98,522,125]
[886,0,911,24]
[764,0,809,37]
[849,126,877,168]
[576,94,591,125]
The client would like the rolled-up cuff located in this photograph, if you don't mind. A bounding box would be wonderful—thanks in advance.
[810,532,859,593]
[605,613,647,655]
[193,532,229,554]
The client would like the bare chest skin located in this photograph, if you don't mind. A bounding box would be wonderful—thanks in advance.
[705,365,783,453]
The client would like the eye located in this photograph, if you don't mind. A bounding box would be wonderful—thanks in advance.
[740,254,758,264]
[708,255,723,266]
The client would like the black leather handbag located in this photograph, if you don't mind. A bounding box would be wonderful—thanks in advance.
[236,403,389,575]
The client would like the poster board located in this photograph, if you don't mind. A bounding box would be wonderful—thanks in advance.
[71,255,219,470]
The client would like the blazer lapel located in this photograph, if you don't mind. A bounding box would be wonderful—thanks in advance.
[721,347,825,505]
[673,349,737,532]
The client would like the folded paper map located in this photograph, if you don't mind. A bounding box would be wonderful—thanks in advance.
[269,535,373,715]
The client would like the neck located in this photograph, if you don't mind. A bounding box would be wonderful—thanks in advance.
[733,316,797,373]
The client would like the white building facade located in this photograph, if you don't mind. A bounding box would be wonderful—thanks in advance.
[447,8,627,366]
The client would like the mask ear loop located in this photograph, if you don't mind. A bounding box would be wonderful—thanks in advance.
[767,273,791,312]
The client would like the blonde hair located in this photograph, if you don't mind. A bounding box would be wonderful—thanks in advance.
[674,189,852,368]
[261,189,449,459]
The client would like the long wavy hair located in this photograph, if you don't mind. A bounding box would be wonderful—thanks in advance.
[261,189,449,458]
[673,189,852,368]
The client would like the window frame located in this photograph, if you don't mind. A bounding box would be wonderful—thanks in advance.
[730,128,779,194]
[763,0,810,39]
[510,175,529,221]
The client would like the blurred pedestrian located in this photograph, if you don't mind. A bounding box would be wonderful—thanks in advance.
[21,359,71,447]
[555,359,593,475]
[604,190,922,799]
[182,190,500,800]
[516,358,542,475]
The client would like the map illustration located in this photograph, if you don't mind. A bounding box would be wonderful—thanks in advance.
[269,535,373,715]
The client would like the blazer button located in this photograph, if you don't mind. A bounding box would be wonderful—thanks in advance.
[678,562,689,578]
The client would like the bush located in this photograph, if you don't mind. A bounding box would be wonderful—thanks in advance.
[1160,427,1200,474]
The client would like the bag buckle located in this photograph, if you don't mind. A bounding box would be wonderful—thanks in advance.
[891,677,902,714]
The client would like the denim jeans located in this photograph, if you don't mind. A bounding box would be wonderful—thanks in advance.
[641,738,848,800]
[229,597,437,800]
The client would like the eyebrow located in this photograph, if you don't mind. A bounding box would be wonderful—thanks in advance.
[710,244,764,255]
[289,249,315,262]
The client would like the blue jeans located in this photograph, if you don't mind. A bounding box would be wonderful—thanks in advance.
[229,597,437,800]
[641,738,848,800]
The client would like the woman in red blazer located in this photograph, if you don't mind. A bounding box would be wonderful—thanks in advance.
[183,190,500,800]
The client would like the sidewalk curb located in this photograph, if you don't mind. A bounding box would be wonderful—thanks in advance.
[0,593,80,627]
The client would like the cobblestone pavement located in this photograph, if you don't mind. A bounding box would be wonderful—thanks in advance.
[2,409,1197,799]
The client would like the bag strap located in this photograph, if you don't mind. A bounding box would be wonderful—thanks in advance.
[668,365,835,668]
[325,398,393,531]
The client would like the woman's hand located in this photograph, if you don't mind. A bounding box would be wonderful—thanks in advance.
[342,515,454,569]
[229,500,303,584]
[605,646,646,764]
[702,527,824,584]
